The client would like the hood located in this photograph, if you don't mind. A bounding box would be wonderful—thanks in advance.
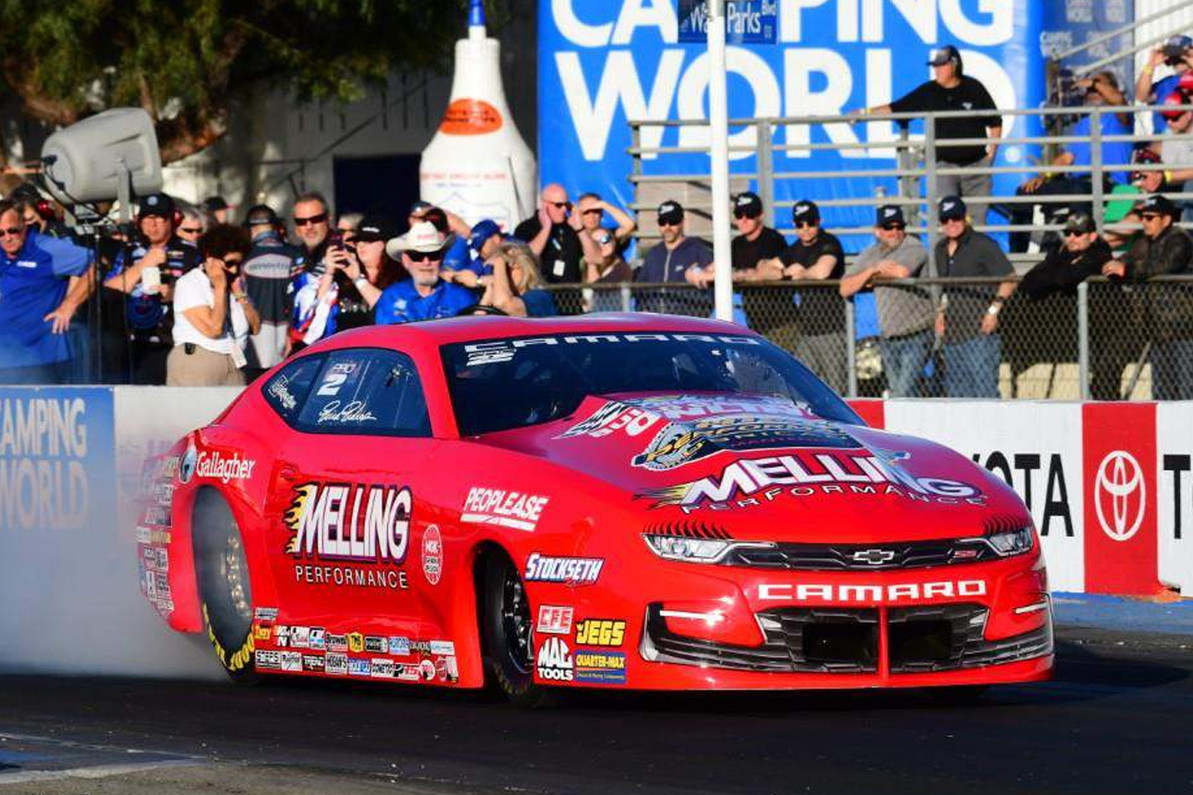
[474,393,1025,544]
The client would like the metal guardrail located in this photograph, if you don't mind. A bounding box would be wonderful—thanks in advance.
[546,276,1193,402]
[628,103,1193,268]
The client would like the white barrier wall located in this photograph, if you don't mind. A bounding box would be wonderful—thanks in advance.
[0,386,239,677]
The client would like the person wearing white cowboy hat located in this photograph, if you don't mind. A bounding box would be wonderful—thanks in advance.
[375,221,477,324]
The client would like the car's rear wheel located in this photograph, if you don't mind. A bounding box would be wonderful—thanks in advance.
[480,553,552,707]
[193,489,259,683]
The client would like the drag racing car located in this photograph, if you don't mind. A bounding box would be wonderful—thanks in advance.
[137,314,1052,703]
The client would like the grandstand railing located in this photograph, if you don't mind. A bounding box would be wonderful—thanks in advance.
[626,102,1193,274]
[545,276,1193,402]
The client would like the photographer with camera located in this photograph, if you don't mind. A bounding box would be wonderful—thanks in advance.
[1137,34,1193,133]
[102,192,201,384]
[334,214,404,331]
[167,224,258,386]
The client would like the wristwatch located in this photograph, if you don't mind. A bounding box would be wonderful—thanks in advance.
[354,275,369,288]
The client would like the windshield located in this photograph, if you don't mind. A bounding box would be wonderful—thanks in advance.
[441,332,863,436]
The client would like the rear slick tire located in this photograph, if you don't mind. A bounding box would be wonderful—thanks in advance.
[480,554,553,708]
[193,489,260,684]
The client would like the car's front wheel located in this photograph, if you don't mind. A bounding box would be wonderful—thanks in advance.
[192,489,259,683]
[480,553,551,707]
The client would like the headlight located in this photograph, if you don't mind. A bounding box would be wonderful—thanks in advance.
[986,526,1034,557]
[642,534,774,564]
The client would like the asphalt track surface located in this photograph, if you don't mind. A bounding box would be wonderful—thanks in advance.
[0,626,1190,795]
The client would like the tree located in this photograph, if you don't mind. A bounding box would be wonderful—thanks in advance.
[0,0,507,163]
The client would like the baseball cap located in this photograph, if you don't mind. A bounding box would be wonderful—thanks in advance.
[386,221,446,259]
[468,219,502,252]
[203,196,229,213]
[409,200,433,218]
[792,200,820,225]
[876,205,905,226]
[1163,34,1193,60]
[1161,90,1190,120]
[139,193,175,219]
[733,192,763,218]
[938,195,967,221]
[8,183,43,203]
[1140,194,1179,217]
[244,204,279,227]
[1063,212,1096,234]
[928,45,961,67]
[657,200,684,226]
[355,213,397,243]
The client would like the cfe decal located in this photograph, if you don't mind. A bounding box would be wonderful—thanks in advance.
[461,487,549,531]
[643,450,984,513]
[284,482,412,590]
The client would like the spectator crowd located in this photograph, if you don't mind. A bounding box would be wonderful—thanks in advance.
[2,40,1193,399]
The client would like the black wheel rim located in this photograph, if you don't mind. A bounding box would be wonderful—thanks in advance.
[219,522,253,628]
[501,568,533,673]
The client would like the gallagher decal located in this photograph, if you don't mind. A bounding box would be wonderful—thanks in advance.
[284,482,412,590]
[179,437,256,485]
[644,450,984,513]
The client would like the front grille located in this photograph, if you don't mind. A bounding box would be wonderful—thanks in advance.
[642,602,1052,675]
[726,538,997,571]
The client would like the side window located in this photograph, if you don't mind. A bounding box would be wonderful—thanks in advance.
[297,349,431,436]
[262,355,324,421]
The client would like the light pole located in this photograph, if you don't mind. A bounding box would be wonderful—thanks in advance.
[707,0,733,322]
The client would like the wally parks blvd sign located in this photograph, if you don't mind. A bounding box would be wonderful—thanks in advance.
[678,0,778,44]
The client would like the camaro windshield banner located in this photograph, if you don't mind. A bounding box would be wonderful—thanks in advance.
[538,0,1045,232]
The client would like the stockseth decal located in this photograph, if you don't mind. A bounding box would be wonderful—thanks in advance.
[758,580,988,604]
[537,605,575,635]
[644,450,984,513]
[524,553,604,585]
[633,414,859,472]
[461,487,550,531]
[573,650,626,685]
[536,636,574,681]
[575,619,625,647]
[285,482,412,591]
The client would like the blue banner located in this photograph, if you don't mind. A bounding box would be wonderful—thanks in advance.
[0,387,115,532]
[539,0,1047,250]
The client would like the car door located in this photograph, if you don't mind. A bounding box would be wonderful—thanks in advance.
[262,346,439,634]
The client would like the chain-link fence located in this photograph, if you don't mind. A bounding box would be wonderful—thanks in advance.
[547,276,1193,400]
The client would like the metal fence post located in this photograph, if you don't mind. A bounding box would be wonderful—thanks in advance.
[845,298,857,398]
[757,120,775,227]
[630,123,642,249]
[1090,108,1105,228]
[1078,280,1090,400]
[924,116,939,277]
[620,283,632,312]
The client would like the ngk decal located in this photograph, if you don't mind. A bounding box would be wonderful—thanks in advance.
[536,637,574,682]
[284,482,412,591]
[758,580,987,604]
[1083,404,1159,595]
[461,487,549,531]
[644,450,982,512]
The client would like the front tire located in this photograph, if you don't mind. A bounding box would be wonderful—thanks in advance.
[193,489,259,683]
[480,554,551,707]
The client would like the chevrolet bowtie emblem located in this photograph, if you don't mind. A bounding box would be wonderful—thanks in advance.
[852,549,896,565]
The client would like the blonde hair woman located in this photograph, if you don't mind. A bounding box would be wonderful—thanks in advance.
[478,242,557,317]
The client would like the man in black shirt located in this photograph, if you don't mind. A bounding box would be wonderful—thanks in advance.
[760,200,847,392]
[514,183,584,313]
[934,196,1016,397]
[854,45,1002,225]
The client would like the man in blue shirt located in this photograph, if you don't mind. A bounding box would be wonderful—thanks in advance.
[637,200,713,317]
[0,199,94,383]
[1136,35,1193,133]
[375,222,476,324]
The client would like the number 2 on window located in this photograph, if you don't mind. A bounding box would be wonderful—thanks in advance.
[317,371,347,396]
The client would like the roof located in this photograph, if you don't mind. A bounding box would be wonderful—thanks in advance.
[308,313,755,352]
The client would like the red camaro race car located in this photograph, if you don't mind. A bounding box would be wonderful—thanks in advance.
[137,314,1052,703]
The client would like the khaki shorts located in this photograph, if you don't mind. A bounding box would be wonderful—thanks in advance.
[166,345,246,387]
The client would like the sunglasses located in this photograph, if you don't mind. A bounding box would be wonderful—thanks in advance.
[222,256,244,267]
[596,235,614,245]
[733,210,759,220]
[407,250,444,263]
[795,220,819,229]
[1141,213,1162,220]
[1063,230,1087,237]
[293,213,328,226]
[880,223,906,231]
[942,216,966,223]
[179,226,202,234]
[659,220,682,228]
[0,227,24,237]
[548,201,572,209]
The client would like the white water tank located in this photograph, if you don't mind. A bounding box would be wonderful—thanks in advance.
[419,0,537,231]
